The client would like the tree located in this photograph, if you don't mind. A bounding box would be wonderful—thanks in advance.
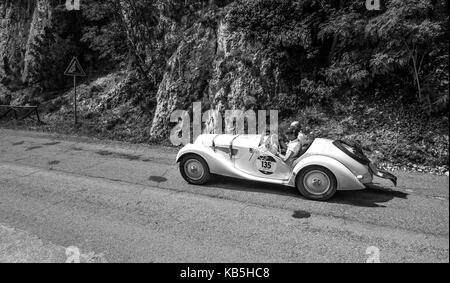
[81,0,128,67]
[365,0,445,114]
[29,27,77,90]
[320,0,448,114]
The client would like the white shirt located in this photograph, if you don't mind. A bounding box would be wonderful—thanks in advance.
[284,132,307,165]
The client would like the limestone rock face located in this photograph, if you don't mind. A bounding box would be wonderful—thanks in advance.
[1,1,283,141]
[149,15,282,140]
[22,0,53,84]
[149,23,217,139]
[0,83,11,105]
[208,20,279,111]
[0,0,34,80]
[0,0,52,84]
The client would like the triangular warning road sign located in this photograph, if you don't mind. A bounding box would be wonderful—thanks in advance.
[64,57,86,76]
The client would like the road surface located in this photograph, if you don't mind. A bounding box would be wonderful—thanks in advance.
[0,129,448,262]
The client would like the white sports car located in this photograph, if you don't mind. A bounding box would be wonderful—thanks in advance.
[176,134,397,201]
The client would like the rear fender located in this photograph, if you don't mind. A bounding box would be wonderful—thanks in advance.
[289,155,366,191]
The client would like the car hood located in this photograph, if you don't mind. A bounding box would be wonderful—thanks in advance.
[195,134,263,149]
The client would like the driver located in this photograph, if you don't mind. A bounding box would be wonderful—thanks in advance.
[276,121,308,166]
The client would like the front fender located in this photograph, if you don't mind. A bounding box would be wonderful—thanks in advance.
[176,143,235,177]
[289,155,366,191]
[176,144,197,163]
[176,144,217,164]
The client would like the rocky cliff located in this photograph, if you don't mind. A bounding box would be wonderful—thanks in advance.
[0,1,297,137]
[149,23,217,138]
[149,13,283,138]
[0,0,53,85]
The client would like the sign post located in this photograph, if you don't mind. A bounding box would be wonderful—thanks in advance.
[64,57,86,126]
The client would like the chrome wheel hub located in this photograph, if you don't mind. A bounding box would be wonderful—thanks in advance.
[184,159,204,181]
[303,170,331,195]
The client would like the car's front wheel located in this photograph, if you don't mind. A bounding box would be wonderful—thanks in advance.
[296,165,337,201]
[179,154,211,185]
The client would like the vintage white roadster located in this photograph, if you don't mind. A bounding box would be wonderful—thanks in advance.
[176,134,397,201]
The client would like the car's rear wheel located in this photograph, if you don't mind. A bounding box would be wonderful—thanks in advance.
[179,154,210,185]
[296,165,337,201]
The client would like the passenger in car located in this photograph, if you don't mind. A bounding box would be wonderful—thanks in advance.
[261,131,280,154]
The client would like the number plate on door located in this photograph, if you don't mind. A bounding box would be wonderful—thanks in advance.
[256,155,277,175]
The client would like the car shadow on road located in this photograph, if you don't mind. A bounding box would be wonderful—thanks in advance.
[208,176,408,208]
[331,184,409,208]
[209,175,298,196]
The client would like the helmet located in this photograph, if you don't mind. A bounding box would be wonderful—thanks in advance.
[290,121,300,128]
[288,121,301,132]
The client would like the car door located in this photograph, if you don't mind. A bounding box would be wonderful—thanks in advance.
[234,146,291,180]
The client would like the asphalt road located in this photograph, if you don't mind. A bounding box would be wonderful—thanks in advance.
[0,129,448,263]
